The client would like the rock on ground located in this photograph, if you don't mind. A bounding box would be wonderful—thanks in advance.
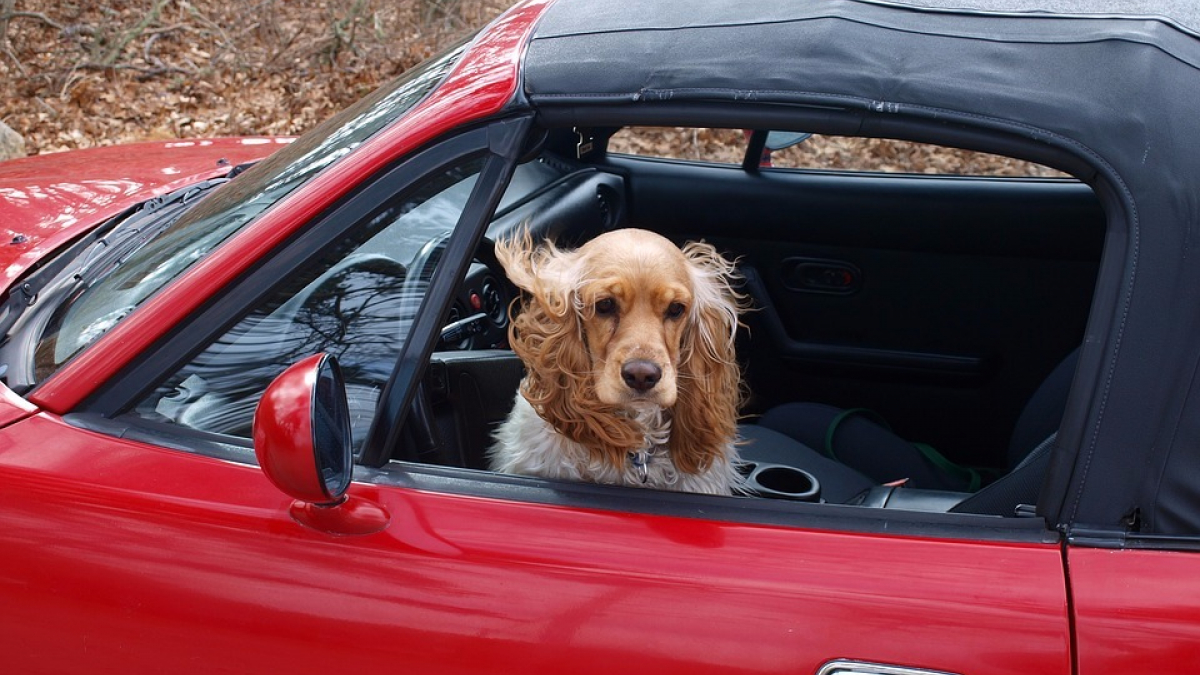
[0,121,26,160]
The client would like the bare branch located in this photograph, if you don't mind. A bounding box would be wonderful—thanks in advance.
[0,9,66,33]
[0,0,25,75]
[98,0,171,67]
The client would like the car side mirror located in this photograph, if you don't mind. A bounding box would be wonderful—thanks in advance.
[764,130,813,151]
[254,353,353,505]
[253,353,388,535]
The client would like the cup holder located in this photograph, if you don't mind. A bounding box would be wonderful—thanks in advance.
[739,461,821,502]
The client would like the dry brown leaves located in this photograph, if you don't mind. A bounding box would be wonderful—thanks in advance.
[2,1,1059,176]
[609,126,1065,177]
[0,0,514,154]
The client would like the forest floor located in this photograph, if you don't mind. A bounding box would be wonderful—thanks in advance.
[1,1,1058,176]
[1,0,513,153]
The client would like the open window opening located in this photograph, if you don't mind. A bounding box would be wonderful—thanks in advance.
[398,119,1099,514]
[383,119,1105,522]
[113,112,1108,528]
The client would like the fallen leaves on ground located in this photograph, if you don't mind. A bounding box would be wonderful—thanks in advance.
[2,1,1062,176]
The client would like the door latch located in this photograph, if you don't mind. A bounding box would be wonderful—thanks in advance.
[781,257,862,295]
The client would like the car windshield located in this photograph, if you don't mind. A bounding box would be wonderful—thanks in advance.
[33,38,469,379]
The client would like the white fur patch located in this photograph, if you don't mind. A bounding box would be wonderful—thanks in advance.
[489,393,743,495]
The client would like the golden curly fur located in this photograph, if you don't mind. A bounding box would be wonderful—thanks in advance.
[490,228,748,494]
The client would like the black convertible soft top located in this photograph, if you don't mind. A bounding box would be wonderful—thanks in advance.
[522,0,1200,536]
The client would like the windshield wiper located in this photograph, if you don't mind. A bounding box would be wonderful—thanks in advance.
[72,178,225,289]
[0,177,226,361]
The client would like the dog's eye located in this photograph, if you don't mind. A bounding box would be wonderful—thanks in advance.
[666,302,686,320]
[595,298,617,316]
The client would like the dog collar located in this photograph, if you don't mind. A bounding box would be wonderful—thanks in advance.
[628,450,650,483]
[628,446,668,484]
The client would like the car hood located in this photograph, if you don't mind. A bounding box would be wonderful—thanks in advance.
[0,137,291,428]
[0,137,291,290]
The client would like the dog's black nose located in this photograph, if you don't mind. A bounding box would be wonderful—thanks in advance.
[622,360,662,392]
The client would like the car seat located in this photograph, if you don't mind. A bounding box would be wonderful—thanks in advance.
[741,348,1079,508]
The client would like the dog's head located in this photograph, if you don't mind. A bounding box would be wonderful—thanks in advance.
[496,228,746,473]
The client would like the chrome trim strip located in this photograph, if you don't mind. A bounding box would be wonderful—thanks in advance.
[817,660,961,675]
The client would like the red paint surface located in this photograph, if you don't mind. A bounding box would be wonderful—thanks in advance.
[0,412,1071,674]
[253,354,326,503]
[1069,546,1200,671]
[0,138,288,287]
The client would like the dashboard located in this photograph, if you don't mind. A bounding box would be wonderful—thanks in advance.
[440,261,511,351]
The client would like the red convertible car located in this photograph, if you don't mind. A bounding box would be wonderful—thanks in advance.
[2,0,1199,672]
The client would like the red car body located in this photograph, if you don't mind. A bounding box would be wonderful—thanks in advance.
[2,0,1199,673]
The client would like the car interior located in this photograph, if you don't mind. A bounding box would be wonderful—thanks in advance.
[399,124,1103,516]
[117,121,1103,520]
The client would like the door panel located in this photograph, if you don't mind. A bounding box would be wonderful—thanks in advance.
[1069,546,1200,672]
[613,157,1104,469]
[1,413,1071,674]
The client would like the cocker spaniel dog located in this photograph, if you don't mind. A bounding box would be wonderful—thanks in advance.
[490,228,747,495]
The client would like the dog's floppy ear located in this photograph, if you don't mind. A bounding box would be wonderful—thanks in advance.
[669,241,747,474]
[494,229,550,296]
[496,233,644,465]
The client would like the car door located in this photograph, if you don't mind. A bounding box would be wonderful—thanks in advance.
[0,121,1072,674]
[0,414,1071,675]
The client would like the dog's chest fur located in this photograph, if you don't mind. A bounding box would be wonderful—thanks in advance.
[490,394,741,495]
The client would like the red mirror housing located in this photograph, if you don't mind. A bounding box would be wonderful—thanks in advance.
[253,353,353,506]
